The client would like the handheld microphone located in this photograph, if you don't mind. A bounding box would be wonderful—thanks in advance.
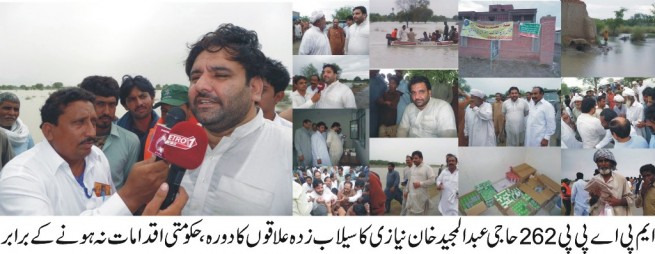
[151,107,188,161]
[160,121,208,209]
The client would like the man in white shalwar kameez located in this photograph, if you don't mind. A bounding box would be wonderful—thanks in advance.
[397,76,457,137]
[298,11,332,55]
[464,89,495,146]
[502,87,529,146]
[623,89,645,137]
[326,122,343,167]
[405,151,436,216]
[315,64,356,109]
[436,154,459,216]
[525,86,556,147]
[311,122,332,167]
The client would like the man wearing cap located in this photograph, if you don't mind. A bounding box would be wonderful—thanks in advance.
[571,94,583,123]
[298,10,331,55]
[613,95,627,117]
[397,76,457,138]
[587,149,633,216]
[623,89,645,137]
[80,76,140,190]
[260,57,292,128]
[525,86,556,147]
[0,92,34,156]
[464,89,495,146]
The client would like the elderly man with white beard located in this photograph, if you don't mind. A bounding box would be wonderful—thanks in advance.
[622,89,645,137]
[586,149,633,216]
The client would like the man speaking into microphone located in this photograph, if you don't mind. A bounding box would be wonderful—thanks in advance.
[182,23,292,215]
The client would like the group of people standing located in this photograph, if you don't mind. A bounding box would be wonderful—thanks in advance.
[294,119,345,168]
[298,6,369,55]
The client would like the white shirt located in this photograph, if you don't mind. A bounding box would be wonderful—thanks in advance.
[291,90,315,109]
[525,99,556,147]
[397,98,457,137]
[181,110,292,215]
[577,113,606,149]
[308,189,337,210]
[464,102,496,146]
[272,113,292,128]
[0,141,130,215]
[571,179,590,210]
[311,130,332,167]
[315,81,356,109]
[626,102,645,136]
[347,20,369,55]
[293,181,312,216]
[502,98,529,135]
[562,119,583,149]
[398,29,408,41]
[436,168,458,216]
[298,26,331,55]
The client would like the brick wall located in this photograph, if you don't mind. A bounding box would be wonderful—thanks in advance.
[459,16,556,65]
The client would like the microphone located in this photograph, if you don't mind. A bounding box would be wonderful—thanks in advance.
[151,107,187,161]
[160,121,208,209]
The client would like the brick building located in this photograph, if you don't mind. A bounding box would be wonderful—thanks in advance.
[459,4,537,23]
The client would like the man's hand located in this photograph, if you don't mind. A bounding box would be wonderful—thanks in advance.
[540,138,548,147]
[437,183,444,190]
[118,157,169,213]
[311,92,321,103]
[317,159,322,165]
[143,183,188,216]
[413,181,421,189]
[606,196,624,207]
[298,154,304,162]
[390,186,396,193]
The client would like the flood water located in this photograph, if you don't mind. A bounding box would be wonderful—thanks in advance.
[370,22,458,69]
[561,34,655,77]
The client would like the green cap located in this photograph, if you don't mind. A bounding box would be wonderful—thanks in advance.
[154,84,189,108]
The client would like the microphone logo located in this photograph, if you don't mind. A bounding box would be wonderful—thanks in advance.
[165,133,198,150]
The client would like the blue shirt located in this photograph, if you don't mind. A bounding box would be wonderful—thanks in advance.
[614,135,649,149]
[116,110,159,161]
[101,124,140,190]
[386,170,400,190]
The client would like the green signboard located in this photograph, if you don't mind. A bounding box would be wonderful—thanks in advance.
[519,23,541,38]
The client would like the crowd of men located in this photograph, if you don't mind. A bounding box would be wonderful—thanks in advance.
[290,64,357,109]
[294,120,347,168]
[370,71,457,138]
[564,149,655,216]
[462,86,556,147]
[383,152,458,216]
[561,80,655,149]
[387,22,459,44]
[298,6,369,55]
[292,166,372,216]
[0,24,293,216]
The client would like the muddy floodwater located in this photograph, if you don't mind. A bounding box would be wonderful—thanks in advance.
[370,22,458,69]
[562,34,655,77]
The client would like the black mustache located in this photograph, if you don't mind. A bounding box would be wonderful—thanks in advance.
[79,137,97,144]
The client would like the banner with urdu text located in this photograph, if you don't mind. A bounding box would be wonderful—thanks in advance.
[461,19,513,41]
[519,23,541,38]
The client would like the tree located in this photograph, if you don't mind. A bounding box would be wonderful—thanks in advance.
[579,77,600,91]
[395,0,431,26]
[155,84,162,90]
[354,76,362,81]
[19,85,27,90]
[34,83,44,90]
[405,70,458,87]
[333,6,353,21]
[607,7,628,36]
[300,16,309,22]
[52,82,64,89]
[561,83,570,96]
[301,63,319,79]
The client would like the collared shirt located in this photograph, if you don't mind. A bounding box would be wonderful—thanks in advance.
[116,110,160,160]
[525,99,556,147]
[298,26,332,55]
[571,179,590,210]
[614,135,649,149]
[291,90,315,109]
[311,130,332,167]
[577,113,606,149]
[406,163,436,215]
[315,81,357,109]
[347,20,369,55]
[436,168,458,216]
[181,110,292,215]
[464,102,496,146]
[626,102,644,136]
[595,128,636,149]
[102,123,140,190]
[562,119,583,149]
[308,189,337,208]
[272,113,292,128]
[397,98,457,137]
[0,141,130,215]
[502,98,529,135]
[294,127,313,168]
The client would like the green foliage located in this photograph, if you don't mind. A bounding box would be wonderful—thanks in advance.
[300,16,309,22]
[333,6,353,21]
[34,83,44,90]
[561,83,570,96]
[354,76,362,81]
[631,27,646,41]
[607,7,628,36]
[395,0,431,25]
[405,70,458,87]
[52,82,64,89]
[301,63,319,79]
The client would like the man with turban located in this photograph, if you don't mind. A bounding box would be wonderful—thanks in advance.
[613,95,626,118]
[464,89,495,146]
[299,11,332,55]
[586,149,633,216]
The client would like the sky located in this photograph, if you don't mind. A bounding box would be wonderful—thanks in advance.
[293,0,368,21]
[562,77,655,89]
[370,0,459,17]
[562,149,655,179]
[464,78,560,94]
[0,2,292,87]
[292,55,368,80]
[370,138,458,165]
[585,0,655,19]
[459,0,561,29]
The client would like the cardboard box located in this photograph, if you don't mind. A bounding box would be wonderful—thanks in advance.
[518,174,559,206]
[459,190,487,216]
[511,163,537,182]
